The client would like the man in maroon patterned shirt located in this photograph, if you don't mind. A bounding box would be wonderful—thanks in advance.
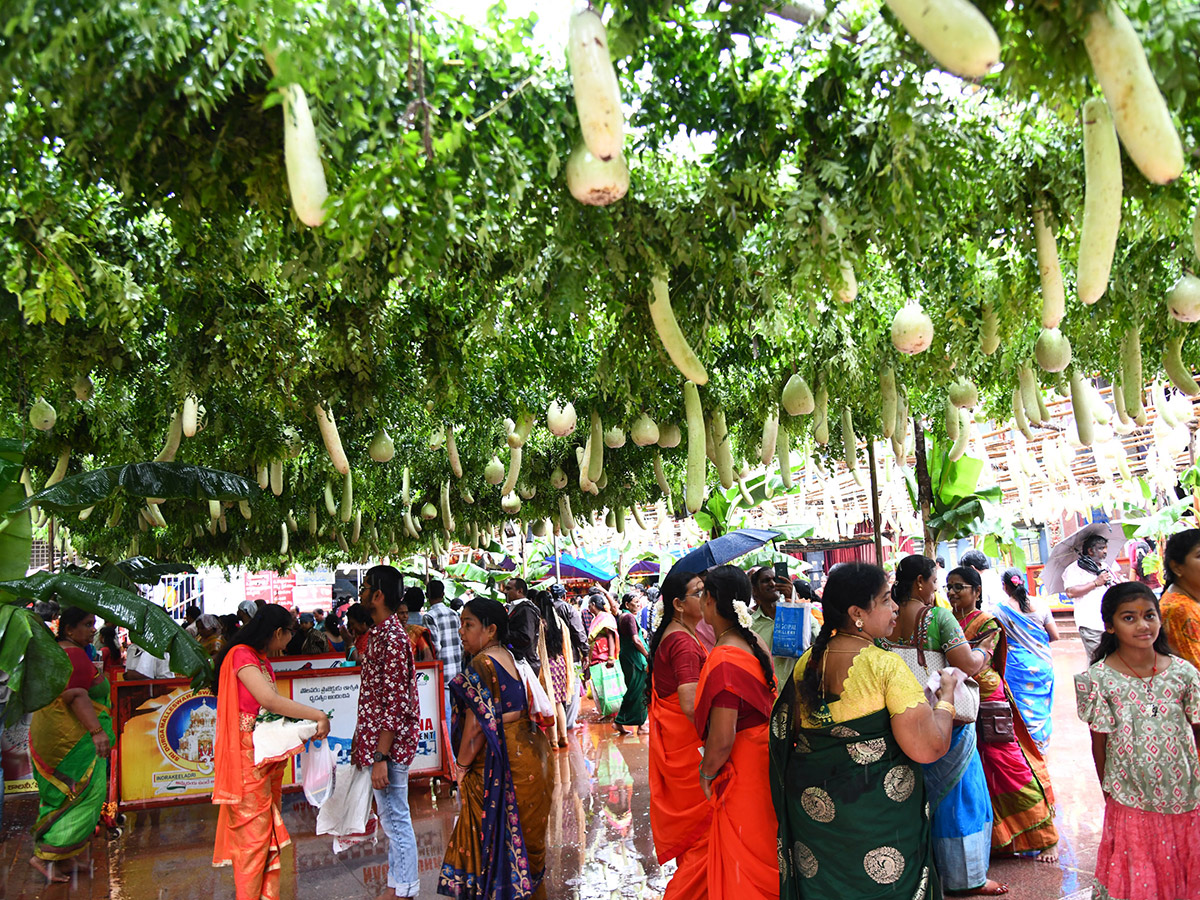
[354,565,420,900]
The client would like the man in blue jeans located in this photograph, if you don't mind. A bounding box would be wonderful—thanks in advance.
[353,565,421,900]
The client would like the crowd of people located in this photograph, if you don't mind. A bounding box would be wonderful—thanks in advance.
[18,529,1200,900]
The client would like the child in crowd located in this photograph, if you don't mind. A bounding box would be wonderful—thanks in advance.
[1075,581,1200,900]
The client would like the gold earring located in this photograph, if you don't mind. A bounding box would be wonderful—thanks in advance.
[856,619,864,629]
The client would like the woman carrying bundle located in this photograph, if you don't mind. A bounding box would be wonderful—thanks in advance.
[694,565,779,900]
[212,605,330,900]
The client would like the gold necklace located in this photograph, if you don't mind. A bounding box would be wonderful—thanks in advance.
[837,631,873,644]
[715,625,737,643]
[827,633,873,653]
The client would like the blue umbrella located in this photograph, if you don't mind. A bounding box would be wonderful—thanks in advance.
[670,528,781,576]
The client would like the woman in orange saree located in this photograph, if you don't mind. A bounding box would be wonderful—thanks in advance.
[695,566,779,900]
[439,598,552,899]
[212,605,329,900]
[646,568,711,900]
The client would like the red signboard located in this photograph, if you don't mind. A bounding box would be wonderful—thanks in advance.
[244,571,328,610]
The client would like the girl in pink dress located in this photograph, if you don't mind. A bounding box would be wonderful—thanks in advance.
[1076,581,1200,900]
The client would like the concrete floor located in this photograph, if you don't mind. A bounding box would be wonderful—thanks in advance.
[0,639,1104,899]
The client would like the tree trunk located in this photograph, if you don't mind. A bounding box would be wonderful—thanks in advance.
[913,419,935,555]
[867,441,883,566]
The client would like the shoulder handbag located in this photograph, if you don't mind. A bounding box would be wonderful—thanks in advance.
[977,700,1015,744]
[890,606,980,725]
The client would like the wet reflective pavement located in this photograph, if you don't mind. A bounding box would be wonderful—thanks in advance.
[1,640,1103,899]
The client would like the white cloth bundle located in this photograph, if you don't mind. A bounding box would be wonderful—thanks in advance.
[252,718,318,766]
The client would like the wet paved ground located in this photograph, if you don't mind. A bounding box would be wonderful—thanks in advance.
[1,639,1103,899]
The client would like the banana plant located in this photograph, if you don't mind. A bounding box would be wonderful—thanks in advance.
[0,573,213,714]
[0,446,219,722]
[8,460,256,516]
[0,604,70,727]
[695,464,809,539]
[0,439,32,583]
[904,434,1003,547]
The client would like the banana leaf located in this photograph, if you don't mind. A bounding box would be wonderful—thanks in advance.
[446,560,499,583]
[0,439,32,587]
[0,572,213,692]
[101,557,197,591]
[8,461,256,516]
[0,605,70,727]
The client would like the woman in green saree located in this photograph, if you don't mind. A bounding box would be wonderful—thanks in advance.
[770,563,960,899]
[614,600,649,734]
[28,606,115,882]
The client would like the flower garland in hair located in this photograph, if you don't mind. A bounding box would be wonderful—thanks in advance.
[733,600,754,630]
[650,598,665,632]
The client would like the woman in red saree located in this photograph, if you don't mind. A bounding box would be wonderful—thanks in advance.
[695,565,780,900]
[646,567,711,899]
[948,566,1059,862]
[212,605,329,900]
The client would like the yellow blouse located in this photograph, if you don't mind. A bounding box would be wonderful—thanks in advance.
[792,645,927,728]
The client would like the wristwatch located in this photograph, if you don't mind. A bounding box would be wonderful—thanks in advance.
[372,750,390,764]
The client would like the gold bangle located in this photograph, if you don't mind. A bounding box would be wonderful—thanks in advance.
[934,701,956,716]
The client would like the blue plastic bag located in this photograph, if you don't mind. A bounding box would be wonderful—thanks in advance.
[772,601,813,658]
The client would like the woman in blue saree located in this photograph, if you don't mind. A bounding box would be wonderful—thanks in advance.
[881,555,1006,896]
[439,598,551,900]
[994,569,1058,751]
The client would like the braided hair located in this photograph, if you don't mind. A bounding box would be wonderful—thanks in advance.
[892,554,936,604]
[703,565,776,691]
[1000,567,1032,613]
[645,567,703,702]
[796,562,887,716]
[1162,529,1200,590]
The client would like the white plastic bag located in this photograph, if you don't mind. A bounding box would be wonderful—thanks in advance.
[299,739,335,808]
[515,659,555,725]
[316,763,374,845]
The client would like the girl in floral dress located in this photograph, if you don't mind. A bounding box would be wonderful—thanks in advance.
[1075,581,1200,900]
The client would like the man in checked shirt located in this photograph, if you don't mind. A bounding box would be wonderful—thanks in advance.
[421,579,462,724]
[354,565,420,900]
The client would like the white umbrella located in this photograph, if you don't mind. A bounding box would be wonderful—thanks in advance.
[1040,522,1125,595]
